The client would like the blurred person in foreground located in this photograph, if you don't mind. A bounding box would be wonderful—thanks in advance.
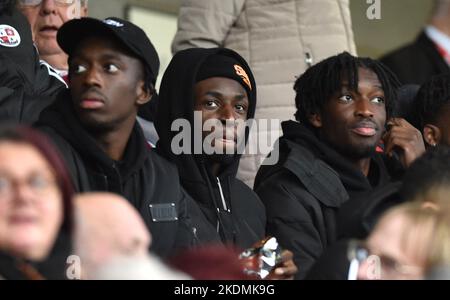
[355,185,450,280]
[74,192,190,280]
[0,125,73,279]
[354,202,436,280]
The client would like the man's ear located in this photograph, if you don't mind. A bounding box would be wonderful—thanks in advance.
[81,4,88,17]
[81,7,88,17]
[423,124,441,147]
[136,80,152,105]
[308,113,322,128]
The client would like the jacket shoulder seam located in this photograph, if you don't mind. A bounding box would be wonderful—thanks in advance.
[282,141,349,207]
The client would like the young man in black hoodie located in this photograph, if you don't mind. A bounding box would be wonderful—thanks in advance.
[34,17,195,258]
[254,52,425,279]
[156,48,264,249]
[156,48,297,279]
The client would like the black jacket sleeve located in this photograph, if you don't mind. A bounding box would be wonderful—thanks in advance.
[255,173,326,279]
[0,9,65,123]
[171,187,202,253]
[0,53,65,123]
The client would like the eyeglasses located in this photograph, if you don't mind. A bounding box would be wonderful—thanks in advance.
[19,0,77,7]
[0,174,58,198]
[347,239,423,280]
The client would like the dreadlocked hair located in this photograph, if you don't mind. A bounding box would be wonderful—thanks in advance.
[293,51,400,127]
[415,74,450,130]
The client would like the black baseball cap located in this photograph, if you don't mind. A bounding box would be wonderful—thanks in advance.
[57,17,160,84]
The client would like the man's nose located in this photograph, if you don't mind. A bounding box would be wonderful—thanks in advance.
[219,105,236,121]
[11,182,35,207]
[84,67,103,87]
[41,0,57,15]
[354,99,374,118]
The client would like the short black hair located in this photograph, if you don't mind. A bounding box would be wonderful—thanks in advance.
[415,74,450,130]
[392,84,421,129]
[399,145,450,201]
[142,66,156,96]
[293,52,400,125]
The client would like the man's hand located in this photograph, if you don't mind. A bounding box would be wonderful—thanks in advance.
[382,118,425,168]
[267,250,297,280]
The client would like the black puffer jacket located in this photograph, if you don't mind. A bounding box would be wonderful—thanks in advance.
[35,91,196,257]
[0,8,65,123]
[156,48,265,250]
[254,120,392,279]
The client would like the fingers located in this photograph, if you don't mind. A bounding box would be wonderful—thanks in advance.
[276,262,297,280]
[281,249,293,261]
[387,117,410,128]
[270,250,297,280]
[383,118,425,167]
[385,128,421,147]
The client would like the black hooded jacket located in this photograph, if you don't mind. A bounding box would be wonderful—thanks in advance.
[254,120,392,279]
[0,8,65,123]
[156,48,266,250]
[35,91,195,258]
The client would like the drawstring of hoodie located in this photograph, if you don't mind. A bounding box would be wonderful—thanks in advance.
[198,160,229,242]
[216,177,229,212]
[226,176,233,212]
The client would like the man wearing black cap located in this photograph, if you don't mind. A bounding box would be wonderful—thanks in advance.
[34,17,196,257]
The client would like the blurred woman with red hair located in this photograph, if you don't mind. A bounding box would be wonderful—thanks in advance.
[0,125,74,279]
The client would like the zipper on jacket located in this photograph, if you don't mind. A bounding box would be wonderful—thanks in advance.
[216,177,230,212]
